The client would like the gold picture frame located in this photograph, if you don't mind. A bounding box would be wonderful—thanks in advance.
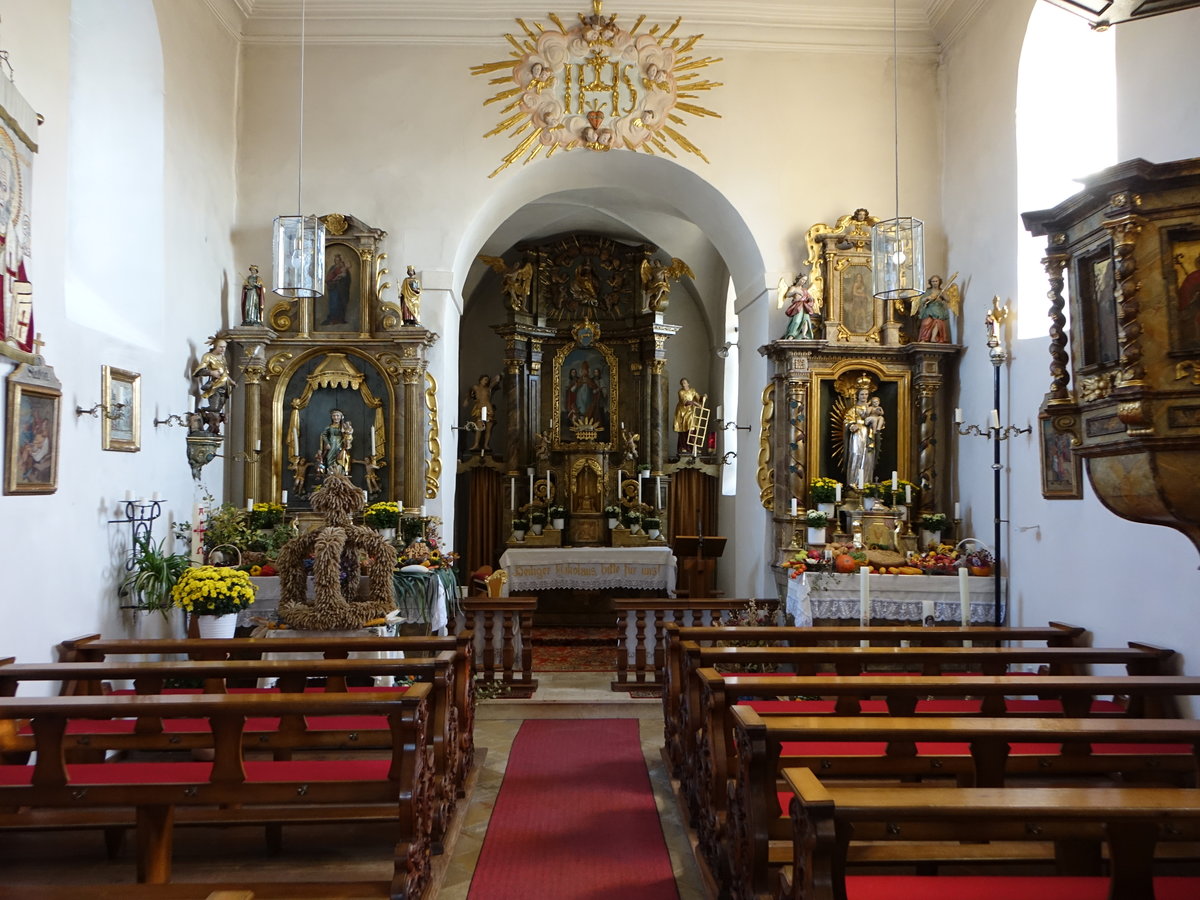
[102,365,141,452]
[4,360,61,494]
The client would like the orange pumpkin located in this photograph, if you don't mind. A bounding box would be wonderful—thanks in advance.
[834,554,859,574]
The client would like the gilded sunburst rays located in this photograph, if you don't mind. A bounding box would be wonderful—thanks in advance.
[470,3,722,177]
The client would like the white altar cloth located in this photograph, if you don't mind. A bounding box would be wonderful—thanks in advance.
[498,547,677,597]
[783,571,1006,626]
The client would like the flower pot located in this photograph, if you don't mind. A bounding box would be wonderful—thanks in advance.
[863,497,877,511]
[531,523,543,535]
[197,614,237,639]
[968,565,994,577]
[376,527,396,541]
[607,517,618,530]
[806,526,827,546]
[817,502,836,517]
[513,529,526,542]
[551,518,565,530]
[921,529,942,549]
[647,527,661,540]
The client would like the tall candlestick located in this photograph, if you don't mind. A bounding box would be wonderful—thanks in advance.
[892,471,899,491]
[958,566,971,626]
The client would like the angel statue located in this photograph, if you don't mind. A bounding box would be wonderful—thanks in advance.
[640,256,695,313]
[480,255,534,311]
[906,273,961,344]
[777,272,819,340]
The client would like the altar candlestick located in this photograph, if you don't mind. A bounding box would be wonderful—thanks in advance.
[990,409,1001,429]
[892,471,899,491]
[790,497,798,517]
[954,407,963,424]
[246,497,254,512]
[835,483,842,502]
[958,566,971,627]
[905,484,912,504]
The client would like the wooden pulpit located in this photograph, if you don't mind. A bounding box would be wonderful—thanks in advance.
[672,534,726,599]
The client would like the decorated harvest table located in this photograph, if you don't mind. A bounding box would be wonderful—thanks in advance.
[779,570,1006,626]
[497,546,677,598]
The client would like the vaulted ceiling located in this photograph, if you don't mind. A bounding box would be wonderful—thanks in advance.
[206,0,988,53]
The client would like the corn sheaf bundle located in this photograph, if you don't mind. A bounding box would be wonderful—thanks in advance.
[275,473,397,630]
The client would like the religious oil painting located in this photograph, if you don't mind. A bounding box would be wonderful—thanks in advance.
[559,346,611,441]
[314,242,360,333]
[101,365,140,452]
[0,78,38,362]
[840,264,875,335]
[1170,236,1200,353]
[1039,416,1082,500]
[4,361,61,494]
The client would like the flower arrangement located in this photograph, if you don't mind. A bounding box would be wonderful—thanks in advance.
[425,549,460,572]
[202,504,253,556]
[529,509,547,525]
[643,516,662,531]
[859,482,882,499]
[364,501,400,529]
[171,565,256,617]
[547,505,566,521]
[249,502,285,530]
[604,504,621,518]
[878,480,917,507]
[511,517,529,532]
[920,513,949,532]
[959,545,995,570]
[804,509,829,528]
[621,509,642,528]
[809,476,840,504]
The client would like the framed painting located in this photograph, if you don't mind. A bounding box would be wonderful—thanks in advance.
[4,360,61,494]
[0,74,39,362]
[1039,414,1082,499]
[313,241,362,334]
[102,365,140,452]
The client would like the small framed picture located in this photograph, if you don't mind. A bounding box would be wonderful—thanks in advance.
[4,361,62,494]
[1039,414,1082,499]
[102,365,141,452]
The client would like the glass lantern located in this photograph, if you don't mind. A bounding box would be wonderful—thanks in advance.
[871,216,925,301]
[272,214,326,298]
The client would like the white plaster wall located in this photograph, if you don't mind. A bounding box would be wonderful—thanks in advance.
[0,0,239,675]
[942,2,1200,683]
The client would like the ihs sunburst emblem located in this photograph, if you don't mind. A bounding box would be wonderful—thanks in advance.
[471,1,722,178]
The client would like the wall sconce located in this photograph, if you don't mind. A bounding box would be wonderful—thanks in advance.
[154,412,190,428]
[76,400,125,420]
[109,494,164,571]
[721,420,751,433]
[721,451,737,465]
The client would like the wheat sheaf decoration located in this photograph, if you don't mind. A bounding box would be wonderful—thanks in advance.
[275,473,397,630]
[470,0,722,177]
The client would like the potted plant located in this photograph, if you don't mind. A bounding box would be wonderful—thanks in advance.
[248,501,285,530]
[960,545,996,577]
[809,476,840,512]
[121,535,191,618]
[364,501,401,539]
[604,504,621,529]
[622,509,643,533]
[859,483,881,509]
[511,517,528,541]
[919,512,948,549]
[171,565,256,638]
[879,479,916,508]
[643,516,662,539]
[202,504,253,564]
[548,505,567,530]
[529,509,547,535]
[804,509,829,546]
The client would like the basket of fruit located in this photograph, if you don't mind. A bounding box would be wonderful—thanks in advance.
[913,547,958,575]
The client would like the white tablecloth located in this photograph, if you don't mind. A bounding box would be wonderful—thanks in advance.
[498,547,677,597]
[783,571,1006,626]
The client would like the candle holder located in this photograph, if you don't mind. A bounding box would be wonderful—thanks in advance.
[76,400,126,420]
[788,512,804,551]
[153,412,190,428]
[720,420,752,432]
[109,498,164,572]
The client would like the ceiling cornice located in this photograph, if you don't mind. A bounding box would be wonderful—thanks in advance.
[201,0,250,41]
[229,1,982,55]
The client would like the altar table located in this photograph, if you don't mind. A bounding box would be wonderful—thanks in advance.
[498,547,677,597]
[782,571,1006,626]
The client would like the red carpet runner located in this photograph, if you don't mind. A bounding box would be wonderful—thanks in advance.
[467,718,679,899]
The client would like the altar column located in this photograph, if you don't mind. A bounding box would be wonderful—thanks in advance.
[397,326,438,509]
[647,358,667,472]
[913,373,940,514]
[225,325,276,504]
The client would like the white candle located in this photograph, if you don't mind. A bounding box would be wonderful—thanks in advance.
[958,566,971,626]
[282,490,288,504]
[990,409,1001,429]
[529,469,535,499]
[151,491,162,501]
[716,405,723,420]
[370,427,375,454]
[954,502,961,519]
[481,405,487,422]
[510,477,516,511]
[835,483,842,502]
[255,439,262,452]
[419,505,426,517]
[954,407,963,424]
[892,471,899,491]
[905,484,912,504]
[125,490,133,501]
[620,421,625,430]
[790,497,798,517]
[859,566,871,629]
[246,497,254,511]
[657,476,663,508]
[546,470,552,501]
[362,490,369,503]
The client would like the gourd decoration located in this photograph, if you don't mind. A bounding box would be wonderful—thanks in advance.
[275,473,397,630]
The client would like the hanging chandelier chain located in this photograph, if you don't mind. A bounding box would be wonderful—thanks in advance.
[892,0,900,222]
[297,0,307,216]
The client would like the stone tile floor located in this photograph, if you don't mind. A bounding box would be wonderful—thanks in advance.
[438,671,707,899]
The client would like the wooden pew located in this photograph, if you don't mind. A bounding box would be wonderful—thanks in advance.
[780,766,1200,900]
[661,622,1088,774]
[56,632,476,783]
[0,688,434,898]
[729,708,1200,897]
[0,653,466,851]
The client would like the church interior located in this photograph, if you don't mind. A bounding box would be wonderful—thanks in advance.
[3,0,1200,896]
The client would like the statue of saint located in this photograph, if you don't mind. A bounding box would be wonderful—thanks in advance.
[401,265,421,325]
[909,273,961,344]
[842,380,883,489]
[779,273,818,340]
[316,408,354,475]
[193,337,233,415]
[240,264,265,326]
[673,377,707,456]
[464,374,499,452]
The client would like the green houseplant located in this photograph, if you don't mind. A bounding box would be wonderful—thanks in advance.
[809,477,840,504]
[364,501,400,529]
[920,513,949,532]
[121,535,191,617]
[804,509,829,528]
[171,566,256,617]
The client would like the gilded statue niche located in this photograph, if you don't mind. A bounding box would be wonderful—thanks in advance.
[551,319,619,451]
